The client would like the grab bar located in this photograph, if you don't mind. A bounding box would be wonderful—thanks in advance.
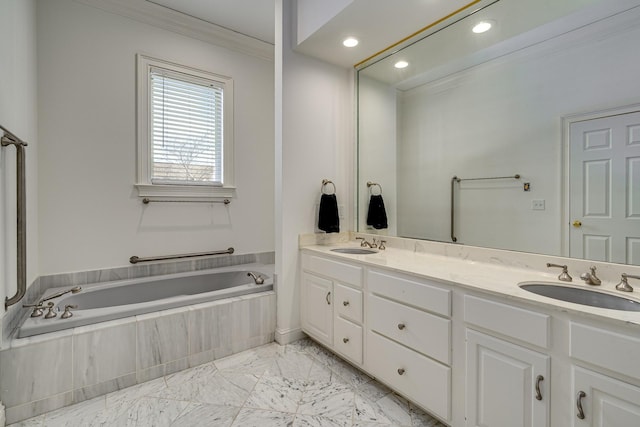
[129,247,234,264]
[450,174,520,242]
[1,124,28,309]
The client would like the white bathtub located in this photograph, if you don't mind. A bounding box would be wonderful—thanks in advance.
[18,263,273,338]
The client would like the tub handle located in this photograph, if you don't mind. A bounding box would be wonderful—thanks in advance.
[61,305,78,319]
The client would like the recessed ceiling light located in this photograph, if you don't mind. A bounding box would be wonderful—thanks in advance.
[343,37,359,48]
[472,21,493,34]
[394,61,409,69]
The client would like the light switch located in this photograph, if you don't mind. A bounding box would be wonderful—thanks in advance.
[532,200,545,210]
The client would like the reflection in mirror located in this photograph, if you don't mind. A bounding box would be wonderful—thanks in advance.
[357,0,640,265]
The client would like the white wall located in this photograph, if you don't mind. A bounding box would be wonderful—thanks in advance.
[275,0,354,342]
[0,0,38,312]
[296,0,353,45]
[396,21,640,255]
[36,0,274,274]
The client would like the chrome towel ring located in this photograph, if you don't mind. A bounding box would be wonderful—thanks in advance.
[367,181,382,195]
[321,179,336,195]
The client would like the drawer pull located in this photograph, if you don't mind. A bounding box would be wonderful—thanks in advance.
[326,291,331,305]
[535,375,543,401]
[397,368,405,375]
[343,337,349,343]
[397,323,406,330]
[343,300,350,306]
[576,391,586,420]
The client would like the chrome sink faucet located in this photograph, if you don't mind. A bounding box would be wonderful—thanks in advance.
[356,237,376,248]
[616,273,639,292]
[546,263,572,282]
[580,266,601,286]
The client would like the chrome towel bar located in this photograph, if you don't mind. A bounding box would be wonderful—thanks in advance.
[450,174,521,243]
[142,198,230,205]
[1,124,28,310]
[129,247,235,264]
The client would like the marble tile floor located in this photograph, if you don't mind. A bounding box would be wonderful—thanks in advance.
[9,338,445,427]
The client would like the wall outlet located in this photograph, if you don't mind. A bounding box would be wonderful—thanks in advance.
[532,199,546,210]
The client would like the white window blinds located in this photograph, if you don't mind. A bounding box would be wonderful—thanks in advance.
[150,67,224,185]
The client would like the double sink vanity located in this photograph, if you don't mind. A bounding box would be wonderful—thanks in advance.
[299,235,640,427]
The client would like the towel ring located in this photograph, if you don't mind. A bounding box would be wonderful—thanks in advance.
[321,179,336,195]
[367,181,382,196]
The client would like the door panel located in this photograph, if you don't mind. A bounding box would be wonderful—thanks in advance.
[569,110,640,265]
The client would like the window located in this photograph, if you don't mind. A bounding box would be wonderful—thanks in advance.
[136,54,234,200]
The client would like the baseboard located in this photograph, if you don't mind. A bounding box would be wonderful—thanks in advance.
[275,327,305,345]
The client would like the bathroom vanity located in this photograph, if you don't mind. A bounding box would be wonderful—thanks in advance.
[300,240,640,427]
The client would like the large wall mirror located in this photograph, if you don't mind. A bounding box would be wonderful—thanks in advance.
[357,0,640,265]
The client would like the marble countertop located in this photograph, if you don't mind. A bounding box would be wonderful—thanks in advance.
[301,242,640,327]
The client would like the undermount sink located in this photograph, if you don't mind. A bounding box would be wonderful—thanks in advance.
[330,248,378,255]
[519,282,640,312]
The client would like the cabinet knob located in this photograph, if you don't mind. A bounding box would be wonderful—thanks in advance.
[397,323,406,330]
[576,391,586,420]
[343,337,349,343]
[343,300,350,306]
[397,368,405,375]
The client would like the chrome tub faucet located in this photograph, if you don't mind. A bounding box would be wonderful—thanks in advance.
[22,286,82,318]
[247,272,264,285]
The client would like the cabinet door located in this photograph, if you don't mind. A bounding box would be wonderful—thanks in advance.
[301,272,333,346]
[573,366,640,427]
[466,329,549,427]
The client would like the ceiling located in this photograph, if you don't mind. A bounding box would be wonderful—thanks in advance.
[148,0,275,44]
[145,0,486,68]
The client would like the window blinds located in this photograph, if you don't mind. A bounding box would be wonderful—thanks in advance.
[150,67,224,185]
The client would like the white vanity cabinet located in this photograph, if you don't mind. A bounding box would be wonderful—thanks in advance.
[465,329,550,427]
[464,295,551,427]
[569,322,640,426]
[300,253,364,364]
[366,269,452,421]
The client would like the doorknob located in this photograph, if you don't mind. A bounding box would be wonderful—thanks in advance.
[572,220,582,228]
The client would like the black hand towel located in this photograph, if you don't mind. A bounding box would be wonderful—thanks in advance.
[318,194,340,233]
[366,194,388,230]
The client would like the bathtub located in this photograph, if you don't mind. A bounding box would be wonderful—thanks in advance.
[18,263,274,338]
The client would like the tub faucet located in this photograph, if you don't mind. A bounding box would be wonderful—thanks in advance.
[247,272,264,285]
[22,286,82,317]
[39,286,82,304]
[580,266,601,286]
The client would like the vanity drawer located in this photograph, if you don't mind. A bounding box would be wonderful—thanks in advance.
[367,330,450,421]
[369,294,450,364]
[464,295,550,349]
[335,283,363,324]
[302,253,362,288]
[334,316,363,364]
[367,269,451,317]
[570,322,640,380]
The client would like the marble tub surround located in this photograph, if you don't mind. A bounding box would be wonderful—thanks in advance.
[1,251,274,348]
[0,291,275,424]
[302,235,640,326]
[10,338,445,427]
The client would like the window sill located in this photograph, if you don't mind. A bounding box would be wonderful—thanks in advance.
[135,183,236,202]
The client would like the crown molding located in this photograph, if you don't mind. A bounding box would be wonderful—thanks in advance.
[74,0,274,61]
